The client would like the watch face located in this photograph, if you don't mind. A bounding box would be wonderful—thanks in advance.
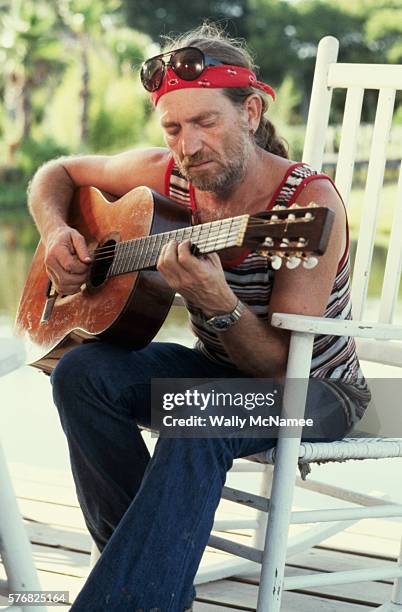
[212,317,232,330]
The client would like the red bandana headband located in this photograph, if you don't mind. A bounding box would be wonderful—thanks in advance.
[151,65,276,106]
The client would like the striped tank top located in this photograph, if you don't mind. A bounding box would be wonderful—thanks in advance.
[166,158,371,427]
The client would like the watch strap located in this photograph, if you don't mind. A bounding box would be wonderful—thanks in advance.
[204,299,245,331]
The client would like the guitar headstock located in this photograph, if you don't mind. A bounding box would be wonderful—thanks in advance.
[244,202,334,270]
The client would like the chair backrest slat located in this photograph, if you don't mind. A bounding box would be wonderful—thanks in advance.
[379,162,402,323]
[328,63,402,89]
[334,87,364,207]
[350,88,396,320]
[302,36,339,171]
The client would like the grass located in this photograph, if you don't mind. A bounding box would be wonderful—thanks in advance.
[347,183,398,245]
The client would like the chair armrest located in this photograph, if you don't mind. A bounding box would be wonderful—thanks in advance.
[271,313,402,341]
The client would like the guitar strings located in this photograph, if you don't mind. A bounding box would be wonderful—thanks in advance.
[88,217,245,257]
[88,226,247,282]
[92,228,244,271]
[87,216,283,259]
[90,219,245,260]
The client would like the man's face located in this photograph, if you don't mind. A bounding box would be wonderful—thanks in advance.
[157,89,252,196]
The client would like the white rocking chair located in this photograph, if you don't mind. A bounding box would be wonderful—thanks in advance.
[199,35,402,611]
[0,338,47,612]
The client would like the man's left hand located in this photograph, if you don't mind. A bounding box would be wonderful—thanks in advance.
[157,239,237,317]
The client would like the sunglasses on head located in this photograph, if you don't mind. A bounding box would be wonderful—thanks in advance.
[140,46,223,93]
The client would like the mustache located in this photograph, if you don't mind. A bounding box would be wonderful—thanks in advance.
[181,153,215,169]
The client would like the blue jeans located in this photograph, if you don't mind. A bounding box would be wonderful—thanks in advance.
[50,341,352,611]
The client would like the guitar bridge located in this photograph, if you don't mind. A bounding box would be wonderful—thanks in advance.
[40,280,58,324]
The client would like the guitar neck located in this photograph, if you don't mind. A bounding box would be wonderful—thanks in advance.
[107,215,249,277]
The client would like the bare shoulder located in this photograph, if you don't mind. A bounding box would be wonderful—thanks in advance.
[294,176,347,260]
[294,176,344,217]
[59,147,171,197]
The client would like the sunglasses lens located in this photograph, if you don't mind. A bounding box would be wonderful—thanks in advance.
[141,58,165,92]
[171,47,204,80]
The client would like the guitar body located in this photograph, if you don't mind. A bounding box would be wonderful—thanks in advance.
[15,186,191,373]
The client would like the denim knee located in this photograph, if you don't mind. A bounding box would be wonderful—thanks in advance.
[50,342,115,420]
[52,343,96,394]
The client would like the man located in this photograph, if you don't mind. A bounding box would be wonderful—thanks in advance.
[27,23,369,612]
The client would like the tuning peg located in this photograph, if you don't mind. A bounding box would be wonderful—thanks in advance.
[296,237,307,248]
[280,238,289,248]
[270,254,283,270]
[302,256,318,269]
[270,214,279,222]
[263,237,274,248]
[303,212,314,221]
[286,213,296,222]
[285,255,301,269]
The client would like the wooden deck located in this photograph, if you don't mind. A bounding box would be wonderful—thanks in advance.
[1,460,402,611]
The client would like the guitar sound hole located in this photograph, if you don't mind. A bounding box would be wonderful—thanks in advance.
[89,240,116,287]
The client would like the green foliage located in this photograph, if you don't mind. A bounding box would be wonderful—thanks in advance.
[365,7,402,63]
[393,105,402,125]
[0,0,67,141]
[269,75,301,126]
[246,0,297,85]
[89,77,147,152]
[123,1,248,42]
[104,26,151,72]
[16,137,69,175]
[142,109,166,148]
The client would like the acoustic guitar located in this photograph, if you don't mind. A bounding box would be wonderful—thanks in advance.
[15,186,334,374]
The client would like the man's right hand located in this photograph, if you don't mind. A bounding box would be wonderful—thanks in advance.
[44,226,92,295]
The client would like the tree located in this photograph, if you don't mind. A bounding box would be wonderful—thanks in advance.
[246,0,297,85]
[56,0,123,145]
[122,0,248,42]
[56,0,152,146]
[0,0,66,151]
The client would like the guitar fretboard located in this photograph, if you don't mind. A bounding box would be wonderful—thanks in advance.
[107,215,249,277]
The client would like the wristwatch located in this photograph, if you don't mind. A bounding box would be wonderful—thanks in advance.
[204,299,246,332]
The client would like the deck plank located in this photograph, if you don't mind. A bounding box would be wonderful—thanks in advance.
[26,520,91,552]
[196,579,373,611]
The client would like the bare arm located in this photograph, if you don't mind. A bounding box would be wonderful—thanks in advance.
[27,147,170,294]
[28,147,169,240]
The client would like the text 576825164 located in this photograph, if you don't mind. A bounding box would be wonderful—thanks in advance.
[8,591,69,606]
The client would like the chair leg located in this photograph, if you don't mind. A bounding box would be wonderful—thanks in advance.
[0,443,46,612]
[256,436,302,611]
[252,464,272,551]
[256,331,314,612]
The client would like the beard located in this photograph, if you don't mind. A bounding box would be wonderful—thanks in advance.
[174,115,251,197]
